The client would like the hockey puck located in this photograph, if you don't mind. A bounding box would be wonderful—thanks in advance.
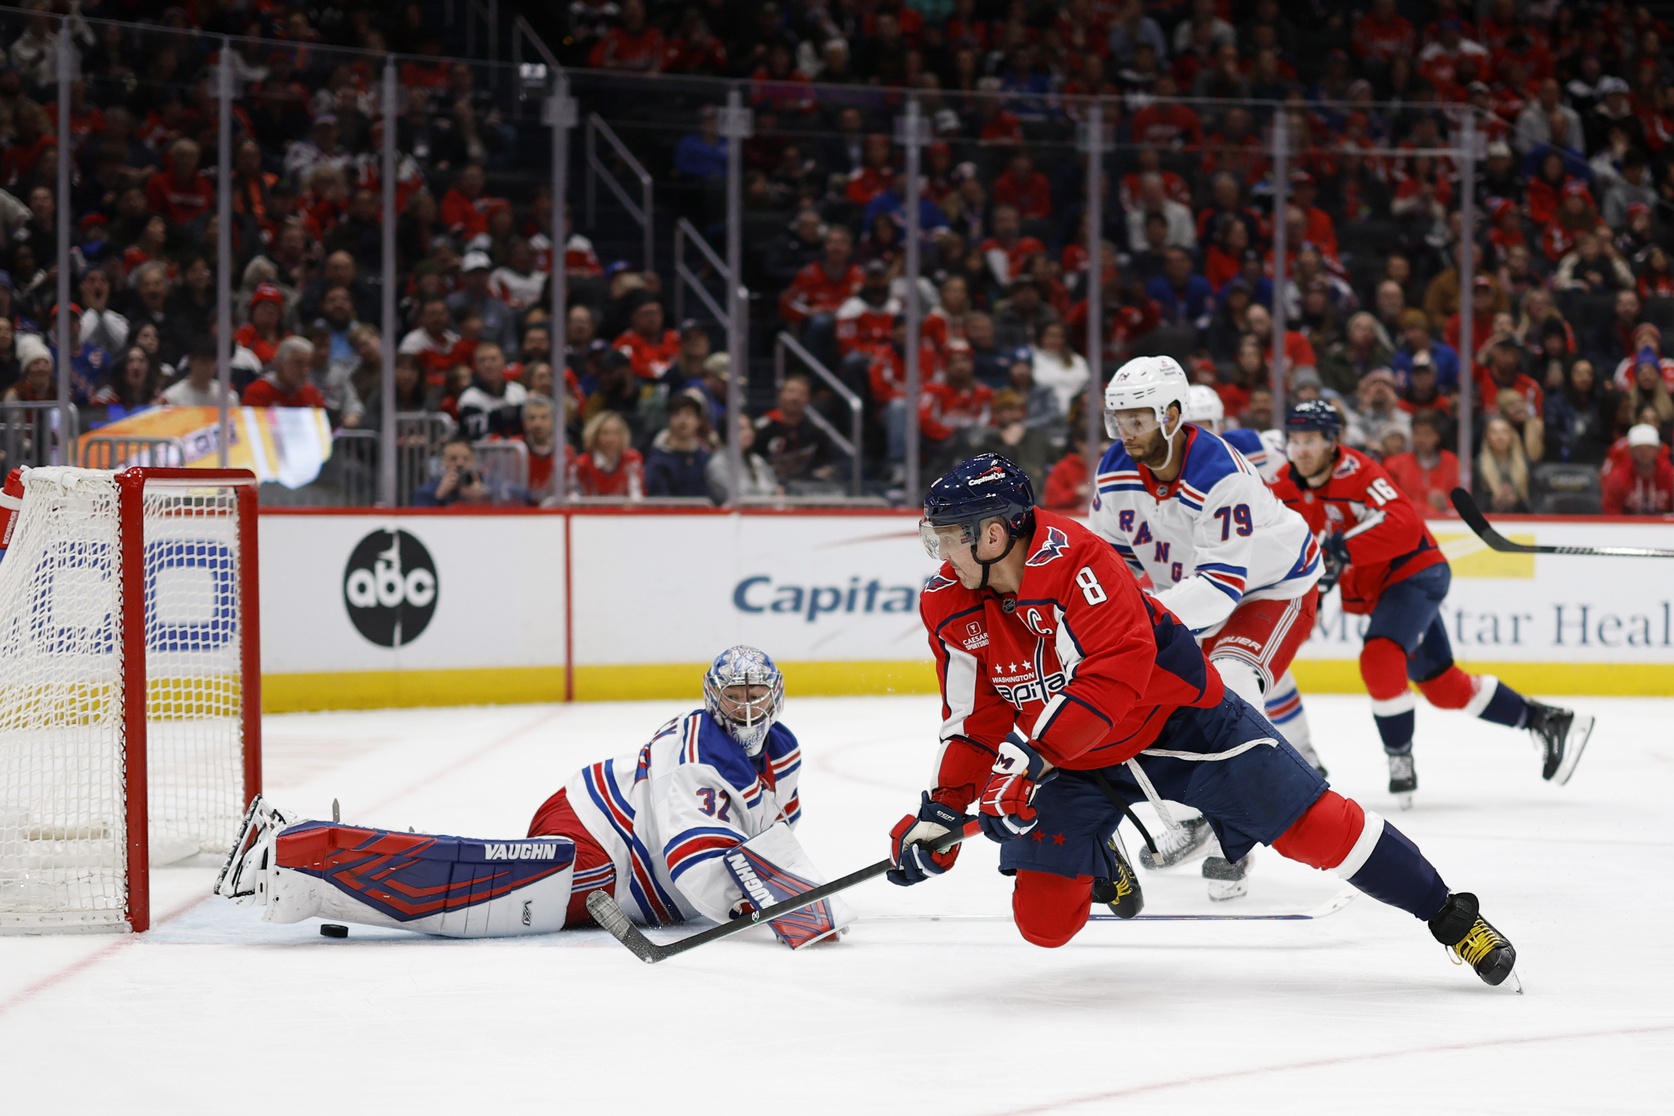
[320,923,349,938]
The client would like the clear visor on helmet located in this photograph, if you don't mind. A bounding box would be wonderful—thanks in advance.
[919,518,978,561]
[1104,406,1163,440]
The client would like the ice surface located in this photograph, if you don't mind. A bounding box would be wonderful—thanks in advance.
[1,695,1669,1113]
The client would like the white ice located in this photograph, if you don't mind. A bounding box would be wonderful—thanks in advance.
[1,695,1669,1113]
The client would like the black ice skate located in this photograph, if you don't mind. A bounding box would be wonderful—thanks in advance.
[1428,891,1519,990]
[1388,752,1416,810]
[1202,853,1251,901]
[1093,830,1144,918]
[1525,700,1594,785]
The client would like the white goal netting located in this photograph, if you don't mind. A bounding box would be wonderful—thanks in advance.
[0,468,251,932]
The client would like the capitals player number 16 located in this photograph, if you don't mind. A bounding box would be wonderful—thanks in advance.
[1367,478,1400,506]
[1076,567,1106,605]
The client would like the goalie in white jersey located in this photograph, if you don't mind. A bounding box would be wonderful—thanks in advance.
[216,646,852,949]
[1090,359,1325,896]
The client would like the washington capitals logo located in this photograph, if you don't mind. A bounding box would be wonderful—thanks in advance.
[925,573,958,592]
[1026,526,1069,567]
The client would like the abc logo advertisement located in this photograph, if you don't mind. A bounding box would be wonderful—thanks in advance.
[343,530,438,648]
[259,514,567,677]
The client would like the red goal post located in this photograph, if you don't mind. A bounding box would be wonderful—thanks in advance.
[0,467,261,934]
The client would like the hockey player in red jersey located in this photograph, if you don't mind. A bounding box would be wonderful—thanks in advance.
[1269,400,1593,805]
[887,453,1521,988]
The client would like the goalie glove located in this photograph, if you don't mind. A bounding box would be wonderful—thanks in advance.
[887,792,965,886]
[978,732,1054,841]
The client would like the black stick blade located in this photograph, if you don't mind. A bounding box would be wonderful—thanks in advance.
[586,890,667,964]
[1453,487,1674,558]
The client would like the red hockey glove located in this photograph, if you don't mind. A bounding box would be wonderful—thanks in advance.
[978,733,1053,841]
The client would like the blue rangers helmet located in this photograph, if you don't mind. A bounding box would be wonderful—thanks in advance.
[920,454,1036,588]
[703,645,785,756]
[1286,398,1344,440]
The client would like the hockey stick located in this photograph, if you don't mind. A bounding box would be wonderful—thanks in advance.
[586,820,982,964]
[1451,488,1674,558]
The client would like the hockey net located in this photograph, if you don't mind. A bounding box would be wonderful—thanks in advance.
[0,467,260,933]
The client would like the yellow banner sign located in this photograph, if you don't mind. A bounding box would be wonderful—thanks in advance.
[79,407,335,488]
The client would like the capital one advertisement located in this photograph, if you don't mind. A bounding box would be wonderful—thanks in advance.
[567,514,1674,696]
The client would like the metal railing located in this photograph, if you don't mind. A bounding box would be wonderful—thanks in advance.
[77,433,184,471]
[584,113,655,271]
[1,403,79,469]
[473,439,530,495]
[774,332,863,498]
[672,218,735,336]
[394,413,456,506]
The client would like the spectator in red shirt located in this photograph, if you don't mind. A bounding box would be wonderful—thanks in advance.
[570,410,645,500]
[1476,338,1545,419]
[243,336,329,409]
[145,137,214,228]
[1353,0,1416,63]
[1128,76,1203,149]
[779,224,861,331]
[587,0,664,72]
[919,341,994,474]
[981,204,1048,289]
[1383,410,1460,519]
[612,295,681,381]
[440,164,500,240]
[1602,424,1674,515]
[845,133,897,208]
[992,150,1052,220]
[1288,172,1339,260]
[398,297,468,386]
[234,283,291,368]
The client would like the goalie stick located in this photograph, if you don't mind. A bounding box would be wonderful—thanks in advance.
[586,820,982,964]
[1452,488,1674,558]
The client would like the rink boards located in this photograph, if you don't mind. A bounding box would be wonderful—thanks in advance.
[256,509,1674,711]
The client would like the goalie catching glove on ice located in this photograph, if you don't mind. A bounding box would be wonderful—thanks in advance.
[216,646,852,949]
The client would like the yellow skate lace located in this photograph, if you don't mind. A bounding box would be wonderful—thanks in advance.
[1448,920,1506,967]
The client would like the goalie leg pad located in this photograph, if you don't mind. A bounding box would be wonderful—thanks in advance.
[274,822,579,937]
[722,822,855,949]
[1012,870,1093,948]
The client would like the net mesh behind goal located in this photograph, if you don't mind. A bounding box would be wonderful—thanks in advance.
[0,467,256,932]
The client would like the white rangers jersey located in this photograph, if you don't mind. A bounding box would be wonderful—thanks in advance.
[1090,424,1322,635]
[565,710,804,926]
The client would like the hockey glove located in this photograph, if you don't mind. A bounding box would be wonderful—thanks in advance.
[978,733,1054,841]
[887,792,965,886]
[1317,531,1350,595]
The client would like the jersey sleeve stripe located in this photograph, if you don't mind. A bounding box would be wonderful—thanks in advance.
[1200,573,1245,603]
[583,761,682,924]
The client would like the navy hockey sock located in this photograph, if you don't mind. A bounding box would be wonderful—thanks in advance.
[1373,707,1415,755]
[1478,681,1529,729]
[1342,821,1449,920]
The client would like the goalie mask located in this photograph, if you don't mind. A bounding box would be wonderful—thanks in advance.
[704,645,785,756]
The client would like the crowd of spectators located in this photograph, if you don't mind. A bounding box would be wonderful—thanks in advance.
[561,0,1674,515]
[7,0,1674,514]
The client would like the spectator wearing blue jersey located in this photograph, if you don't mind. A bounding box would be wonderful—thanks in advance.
[672,107,729,183]
[645,394,713,498]
[1391,309,1461,392]
[1145,248,1214,330]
